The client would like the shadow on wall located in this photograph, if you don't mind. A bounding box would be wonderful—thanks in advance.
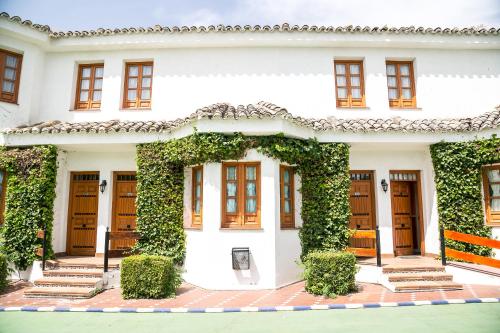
[233,252,261,287]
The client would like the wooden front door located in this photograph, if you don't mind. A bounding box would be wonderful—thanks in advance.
[390,171,424,256]
[349,171,376,248]
[67,172,99,256]
[111,172,137,250]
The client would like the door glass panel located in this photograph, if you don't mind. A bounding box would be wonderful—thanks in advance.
[128,66,139,76]
[350,76,360,87]
[141,89,151,100]
[401,77,411,88]
[388,88,398,99]
[2,81,14,93]
[194,200,201,214]
[284,185,290,198]
[386,64,396,75]
[335,64,345,75]
[402,88,412,99]
[246,166,256,180]
[387,76,397,87]
[487,169,500,182]
[142,78,151,88]
[82,67,91,78]
[284,200,291,213]
[195,184,201,197]
[4,68,15,80]
[337,88,347,98]
[143,65,152,76]
[94,78,103,90]
[79,90,88,101]
[6,55,17,67]
[491,198,500,211]
[128,78,137,89]
[284,169,290,183]
[246,182,256,196]
[352,88,361,99]
[80,79,90,89]
[226,182,236,196]
[246,198,256,213]
[195,169,202,182]
[349,64,360,75]
[226,198,236,213]
[92,90,101,102]
[336,76,346,86]
[95,67,104,78]
[227,166,236,180]
[127,90,137,101]
[400,64,410,75]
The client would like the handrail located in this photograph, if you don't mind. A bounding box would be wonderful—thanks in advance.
[103,227,140,272]
[440,227,500,269]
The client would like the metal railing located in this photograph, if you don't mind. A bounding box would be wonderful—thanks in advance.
[103,227,140,272]
[347,225,382,267]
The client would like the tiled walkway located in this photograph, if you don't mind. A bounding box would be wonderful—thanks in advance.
[1,281,499,309]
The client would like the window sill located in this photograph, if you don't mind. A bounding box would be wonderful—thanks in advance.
[184,226,203,231]
[69,109,101,112]
[389,107,422,111]
[486,223,500,228]
[336,106,370,110]
[220,227,263,231]
[0,100,19,105]
[281,227,300,230]
[120,108,152,112]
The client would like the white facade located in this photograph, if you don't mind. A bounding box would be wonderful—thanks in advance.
[0,15,499,289]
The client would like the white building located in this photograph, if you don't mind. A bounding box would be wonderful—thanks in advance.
[0,12,499,290]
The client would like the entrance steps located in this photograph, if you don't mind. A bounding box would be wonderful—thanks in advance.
[381,263,463,292]
[24,259,119,299]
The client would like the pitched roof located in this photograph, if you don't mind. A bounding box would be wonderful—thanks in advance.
[4,102,499,135]
[2,12,499,39]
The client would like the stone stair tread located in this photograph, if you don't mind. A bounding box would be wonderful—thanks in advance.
[383,265,445,273]
[24,286,96,298]
[43,268,103,277]
[34,276,102,286]
[392,280,462,291]
[46,260,119,269]
[387,272,453,281]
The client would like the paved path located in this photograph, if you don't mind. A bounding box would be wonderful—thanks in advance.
[1,303,499,333]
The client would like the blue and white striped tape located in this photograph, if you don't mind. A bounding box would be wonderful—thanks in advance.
[0,298,498,313]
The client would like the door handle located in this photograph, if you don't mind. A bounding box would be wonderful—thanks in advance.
[82,224,87,228]
[356,224,361,229]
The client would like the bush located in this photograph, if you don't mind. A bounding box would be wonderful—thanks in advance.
[303,251,357,298]
[0,253,8,292]
[121,255,181,299]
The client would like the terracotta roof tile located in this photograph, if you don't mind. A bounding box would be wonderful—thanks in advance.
[2,12,499,39]
[4,102,499,135]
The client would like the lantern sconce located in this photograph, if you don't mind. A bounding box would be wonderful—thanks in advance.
[99,180,107,194]
[380,179,388,193]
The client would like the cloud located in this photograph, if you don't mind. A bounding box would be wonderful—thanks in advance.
[178,8,223,26]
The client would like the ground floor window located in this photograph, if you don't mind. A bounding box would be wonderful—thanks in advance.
[221,162,260,229]
[280,165,295,228]
[0,170,5,225]
[191,166,203,228]
[483,165,500,226]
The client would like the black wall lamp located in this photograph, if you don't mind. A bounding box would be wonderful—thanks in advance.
[381,179,388,192]
[99,180,107,193]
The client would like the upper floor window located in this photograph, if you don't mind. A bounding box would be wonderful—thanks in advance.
[0,170,6,226]
[123,62,153,109]
[191,166,203,228]
[0,49,22,104]
[334,60,365,108]
[222,162,260,229]
[75,64,103,110]
[483,165,500,226]
[280,165,295,229]
[386,61,416,108]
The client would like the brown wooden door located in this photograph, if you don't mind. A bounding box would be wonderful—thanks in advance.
[390,181,414,256]
[67,172,99,256]
[349,171,376,248]
[111,172,137,250]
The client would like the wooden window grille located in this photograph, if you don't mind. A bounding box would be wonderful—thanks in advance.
[334,60,365,108]
[280,165,295,229]
[191,166,203,227]
[75,64,104,110]
[0,49,22,104]
[123,62,153,109]
[483,165,500,226]
[0,170,6,225]
[386,61,416,108]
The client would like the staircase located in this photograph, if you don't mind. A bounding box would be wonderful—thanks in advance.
[24,259,119,298]
[381,262,463,292]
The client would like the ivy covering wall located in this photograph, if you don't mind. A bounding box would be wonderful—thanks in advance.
[430,136,500,256]
[0,145,58,270]
[135,133,351,264]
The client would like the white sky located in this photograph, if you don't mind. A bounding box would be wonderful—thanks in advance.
[1,0,499,30]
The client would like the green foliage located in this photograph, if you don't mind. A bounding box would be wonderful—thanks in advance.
[430,136,500,256]
[0,146,58,270]
[135,132,351,264]
[121,254,181,299]
[303,251,357,298]
[0,253,8,292]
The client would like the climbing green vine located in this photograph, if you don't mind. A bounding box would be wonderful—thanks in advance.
[430,136,500,256]
[135,133,351,264]
[0,145,58,270]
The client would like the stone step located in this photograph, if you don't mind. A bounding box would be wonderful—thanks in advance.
[46,260,120,270]
[43,268,103,278]
[392,281,463,292]
[34,276,102,288]
[383,265,445,274]
[387,272,453,282]
[23,286,97,299]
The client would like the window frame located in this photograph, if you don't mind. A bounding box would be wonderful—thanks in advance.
[0,49,23,104]
[385,60,417,108]
[280,165,295,229]
[482,165,500,226]
[221,162,261,229]
[333,60,365,108]
[191,166,203,228]
[122,61,153,109]
[74,63,104,110]
[0,170,6,226]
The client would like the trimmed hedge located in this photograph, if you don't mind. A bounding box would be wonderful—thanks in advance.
[0,253,8,292]
[0,146,58,270]
[121,255,181,299]
[135,133,351,264]
[303,251,357,298]
[430,136,500,256]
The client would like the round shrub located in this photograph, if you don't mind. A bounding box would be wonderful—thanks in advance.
[121,254,181,299]
[303,251,357,298]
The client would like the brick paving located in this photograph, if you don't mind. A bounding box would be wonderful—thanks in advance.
[1,280,499,309]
